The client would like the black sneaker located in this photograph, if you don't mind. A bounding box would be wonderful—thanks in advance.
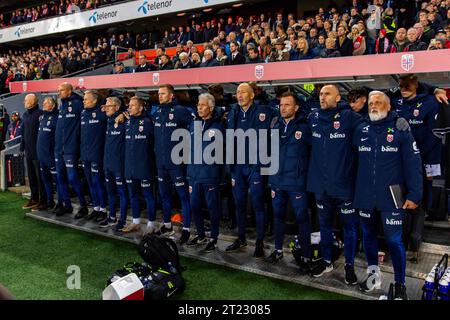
[74,206,88,219]
[253,240,265,258]
[55,205,73,217]
[187,235,207,246]
[225,238,247,251]
[179,230,190,245]
[85,209,100,221]
[265,250,283,264]
[95,211,108,222]
[99,217,117,228]
[156,225,175,236]
[115,220,126,232]
[298,259,312,275]
[311,260,333,278]
[344,264,358,285]
[52,203,63,214]
[204,239,217,252]
[394,283,408,300]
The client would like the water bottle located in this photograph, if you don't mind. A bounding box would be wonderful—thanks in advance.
[423,273,436,300]
[438,277,449,301]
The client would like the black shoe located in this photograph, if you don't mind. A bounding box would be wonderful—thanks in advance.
[95,211,107,222]
[74,206,88,219]
[187,235,207,246]
[99,217,117,228]
[55,205,73,217]
[47,201,56,210]
[265,250,283,264]
[394,283,408,300]
[253,240,265,258]
[85,209,100,221]
[115,220,126,232]
[344,264,358,285]
[225,238,247,252]
[156,225,175,236]
[311,260,333,278]
[52,203,63,214]
[298,259,312,275]
[179,230,191,245]
[204,239,217,252]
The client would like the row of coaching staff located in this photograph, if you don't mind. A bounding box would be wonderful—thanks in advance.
[54,83,88,217]
[354,91,422,300]
[185,93,226,252]
[36,97,64,212]
[20,94,45,210]
[265,91,313,275]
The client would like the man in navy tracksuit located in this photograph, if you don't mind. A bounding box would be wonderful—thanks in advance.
[186,93,225,252]
[225,83,273,258]
[54,83,88,217]
[100,97,128,231]
[36,97,64,212]
[307,85,363,284]
[77,90,108,221]
[152,85,193,244]
[123,96,156,234]
[353,91,422,300]
[391,75,442,213]
[266,92,313,273]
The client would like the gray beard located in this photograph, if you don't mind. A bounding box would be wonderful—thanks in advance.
[369,110,388,121]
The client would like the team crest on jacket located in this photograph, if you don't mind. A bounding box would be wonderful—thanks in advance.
[254,65,264,79]
[208,130,215,138]
[153,72,160,85]
[139,125,144,132]
[169,113,174,120]
[271,190,276,198]
[413,109,419,117]
[295,131,302,140]
[259,113,266,122]
[333,121,340,129]
[92,112,96,118]
[387,134,394,142]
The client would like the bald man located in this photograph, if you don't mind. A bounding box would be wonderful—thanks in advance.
[225,82,274,258]
[20,94,46,210]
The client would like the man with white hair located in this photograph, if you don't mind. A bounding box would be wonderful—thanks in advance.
[405,27,427,51]
[174,52,192,69]
[200,50,219,68]
[353,90,423,300]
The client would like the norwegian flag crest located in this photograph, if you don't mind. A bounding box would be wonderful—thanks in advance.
[401,54,414,72]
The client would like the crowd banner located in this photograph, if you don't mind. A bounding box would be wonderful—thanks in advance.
[0,0,239,44]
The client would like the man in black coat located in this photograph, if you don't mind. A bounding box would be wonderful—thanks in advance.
[20,94,45,209]
[336,26,354,56]
[134,54,157,73]
[227,41,246,65]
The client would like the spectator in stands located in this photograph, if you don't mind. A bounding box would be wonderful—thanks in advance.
[21,94,45,210]
[134,54,156,73]
[174,52,192,69]
[7,111,23,140]
[200,49,218,68]
[406,27,428,51]
[48,57,64,79]
[388,27,409,53]
[336,25,354,56]
[319,37,341,58]
[382,7,397,42]
[215,47,228,66]
[350,24,366,55]
[290,38,312,60]
[246,47,264,64]
[154,47,165,66]
[158,54,173,70]
[112,61,129,74]
[227,41,246,65]
[191,52,202,68]
[269,38,290,62]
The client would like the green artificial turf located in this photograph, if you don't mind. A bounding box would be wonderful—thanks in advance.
[0,191,349,300]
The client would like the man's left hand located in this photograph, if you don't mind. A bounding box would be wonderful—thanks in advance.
[434,88,449,105]
[403,200,418,210]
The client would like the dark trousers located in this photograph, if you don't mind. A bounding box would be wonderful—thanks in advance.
[26,157,45,203]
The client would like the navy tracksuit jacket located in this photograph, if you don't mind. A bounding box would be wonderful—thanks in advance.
[268,112,312,256]
[353,111,423,284]
[187,114,225,240]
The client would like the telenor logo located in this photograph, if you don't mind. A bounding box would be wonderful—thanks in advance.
[138,0,174,15]
[14,27,35,38]
[89,10,118,24]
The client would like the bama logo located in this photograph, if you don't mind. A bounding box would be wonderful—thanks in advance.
[386,218,402,226]
[14,27,35,38]
[138,0,174,15]
[88,10,118,24]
